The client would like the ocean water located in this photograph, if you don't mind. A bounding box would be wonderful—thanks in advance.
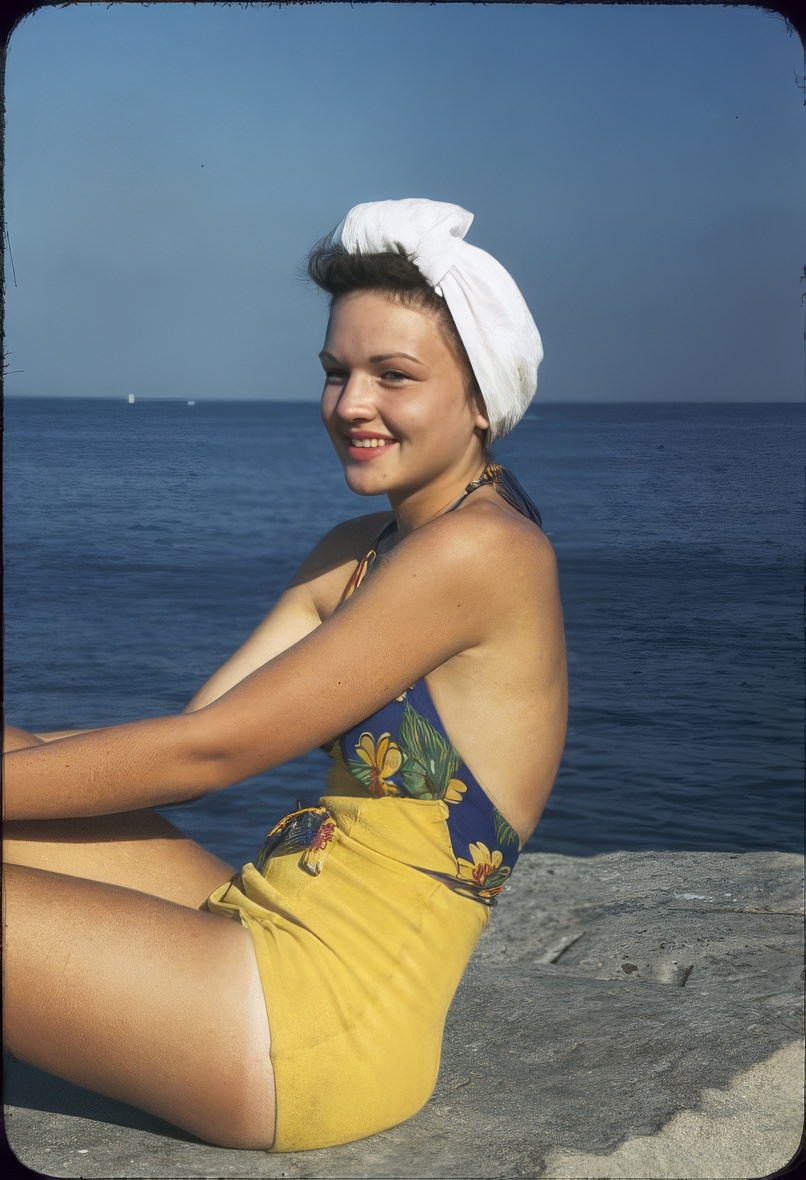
[4,397,803,866]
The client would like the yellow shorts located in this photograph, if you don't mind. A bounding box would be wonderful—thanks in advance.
[205,794,489,1151]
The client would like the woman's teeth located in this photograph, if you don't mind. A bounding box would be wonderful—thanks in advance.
[351,438,393,448]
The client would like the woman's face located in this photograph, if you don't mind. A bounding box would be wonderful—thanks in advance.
[319,289,489,511]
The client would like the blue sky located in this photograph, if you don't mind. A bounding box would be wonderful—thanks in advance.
[3,2,804,402]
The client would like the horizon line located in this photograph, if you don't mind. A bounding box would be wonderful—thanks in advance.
[4,395,803,407]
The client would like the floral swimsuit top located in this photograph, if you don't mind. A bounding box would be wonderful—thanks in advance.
[323,464,543,905]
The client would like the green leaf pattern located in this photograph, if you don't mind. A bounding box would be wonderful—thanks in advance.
[398,702,460,798]
[346,758,377,791]
[493,807,520,848]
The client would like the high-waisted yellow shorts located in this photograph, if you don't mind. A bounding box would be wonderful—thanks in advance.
[205,793,489,1151]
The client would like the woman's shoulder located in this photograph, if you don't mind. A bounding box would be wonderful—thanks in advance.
[296,511,394,618]
[302,497,556,624]
[391,494,556,592]
[308,511,394,565]
[347,497,558,651]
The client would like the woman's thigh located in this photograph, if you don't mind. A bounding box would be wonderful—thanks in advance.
[3,810,234,908]
[3,862,276,1149]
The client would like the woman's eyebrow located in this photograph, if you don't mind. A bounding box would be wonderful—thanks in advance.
[319,350,424,366]
[366,352,424,366]
[369,352,422,364]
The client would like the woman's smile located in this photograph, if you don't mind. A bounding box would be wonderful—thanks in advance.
[344,430,399,461]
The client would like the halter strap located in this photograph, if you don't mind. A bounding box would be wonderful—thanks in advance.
[339,463,541,604]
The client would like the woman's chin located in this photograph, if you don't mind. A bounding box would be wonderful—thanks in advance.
[342,467,389,498]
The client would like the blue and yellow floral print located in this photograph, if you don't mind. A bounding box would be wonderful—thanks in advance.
[325,676,520,902]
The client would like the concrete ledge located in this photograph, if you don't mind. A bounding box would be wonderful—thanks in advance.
[4,851,803,1178]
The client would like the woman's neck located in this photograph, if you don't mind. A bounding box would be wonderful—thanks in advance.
[387,459,490,538]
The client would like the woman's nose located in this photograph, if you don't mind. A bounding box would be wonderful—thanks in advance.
[333,373,375,421]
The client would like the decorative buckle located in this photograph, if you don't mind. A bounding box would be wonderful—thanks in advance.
[255,805,336,877]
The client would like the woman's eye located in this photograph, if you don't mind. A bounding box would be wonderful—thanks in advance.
[381,370,408,383]
[323,369,346,384]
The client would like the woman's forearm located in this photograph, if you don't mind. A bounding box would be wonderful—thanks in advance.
[2,713,226,821]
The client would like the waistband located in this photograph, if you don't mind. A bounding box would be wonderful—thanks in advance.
[254,799,502,906]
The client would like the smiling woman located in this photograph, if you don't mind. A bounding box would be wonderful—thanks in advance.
[3,198,566,1152]
[318,289,487,513]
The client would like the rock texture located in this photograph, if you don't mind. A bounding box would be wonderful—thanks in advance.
[4,851,803,1178]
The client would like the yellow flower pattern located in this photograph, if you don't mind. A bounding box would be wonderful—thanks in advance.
[456,841,512,899]
[354,732,403,798]
[444,778,467,804]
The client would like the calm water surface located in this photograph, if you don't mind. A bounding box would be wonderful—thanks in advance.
[4,398,802,865]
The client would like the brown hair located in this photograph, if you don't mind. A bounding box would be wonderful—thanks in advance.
[307,239,481,398]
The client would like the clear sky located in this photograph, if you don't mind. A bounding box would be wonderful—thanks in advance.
[3,2,804,402]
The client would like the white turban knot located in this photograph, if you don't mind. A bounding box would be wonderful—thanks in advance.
[329,198,543,442]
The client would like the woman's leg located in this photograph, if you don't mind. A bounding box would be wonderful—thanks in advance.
[4,810,234,908]
[3,862,276,1149]
[3,726,231,907]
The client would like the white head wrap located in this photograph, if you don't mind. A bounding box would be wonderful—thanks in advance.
[329,198,543,442]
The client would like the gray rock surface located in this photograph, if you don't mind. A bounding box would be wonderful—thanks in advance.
[4,851,803,1178]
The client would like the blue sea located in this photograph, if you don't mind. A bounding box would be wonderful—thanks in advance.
[4,397,803,865]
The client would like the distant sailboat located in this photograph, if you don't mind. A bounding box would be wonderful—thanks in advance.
[127,394,136,405]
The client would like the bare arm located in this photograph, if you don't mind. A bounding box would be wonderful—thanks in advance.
[24,513,389,744]
[3,511,502,822]
[182,583,321,712]
[184,513,390,711]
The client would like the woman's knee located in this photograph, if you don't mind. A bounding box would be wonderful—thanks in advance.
[3,810,233,906]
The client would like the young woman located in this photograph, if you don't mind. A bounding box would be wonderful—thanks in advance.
[3,198,567,1152]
